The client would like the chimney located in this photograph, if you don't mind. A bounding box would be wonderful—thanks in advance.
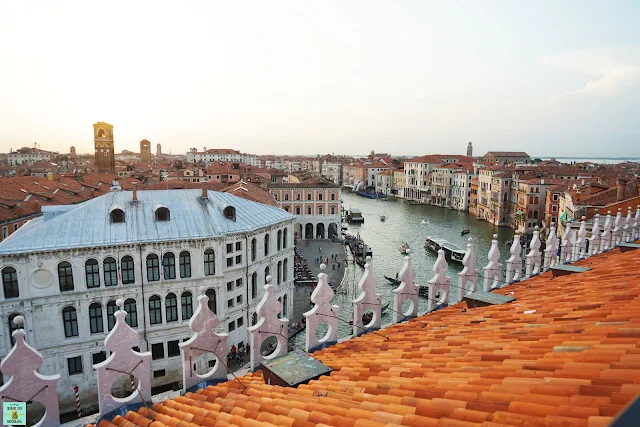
[617,178,627,202]
[201,182,208,199]
[132,187,138,202]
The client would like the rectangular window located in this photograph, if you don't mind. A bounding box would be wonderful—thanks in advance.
[92,351,107,365]
[67,356,83,375]
[227,299,233,308]
[204,250,215,275]
[2,227,7,239]
[237,317,243,327]
[179,252,191,278]
[236,255,242,264]
[228,320,236,332]
[226,243,233,253]
[121,257,135,284]
[167,340,180,357]
[149,298,162,325]
[166,297,178,322]
[227,281,233,291]
[13,223,18,232]
[163,255,176,279]
[236,295,243,304]
[227,258,233,267]
[236,278,242,288]
[307,206,312,215]
[153,369,166,378]
[151,343,164,360]
[147,256,160,282]
[235,242,241,251]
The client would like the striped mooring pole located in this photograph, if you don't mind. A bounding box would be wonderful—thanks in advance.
[73,384,81,418]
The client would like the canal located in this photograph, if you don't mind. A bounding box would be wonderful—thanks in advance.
[291,191,516,349]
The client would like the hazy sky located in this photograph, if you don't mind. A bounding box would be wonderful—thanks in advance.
[1,1,639,158]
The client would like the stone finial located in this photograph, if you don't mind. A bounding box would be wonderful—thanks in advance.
[392,250,419,322]
[612,208,623,247]
[633,205,640,241]
[427,249,451,312]
[179,289,228,391]
[94,299,151,416]
[352,256,382,336]
[601,211,613,251]
[623,207,633,242]
[561,222,575,264]
[457,238,478,302]
[575,217,588,260]
[304,263,339,352]
[543,223,559,271]
[505,234,522,284]
[0,316,60,427]
[525,227,542,277]
[247,278,289,371]
[589,214,602,256]
[483,234,502,291]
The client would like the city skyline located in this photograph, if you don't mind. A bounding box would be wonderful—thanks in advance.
[1,1,639,157]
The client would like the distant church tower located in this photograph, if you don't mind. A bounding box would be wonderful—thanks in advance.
[93,122,115,174]
[156,143,162,156]
[140,139,151,164]
[467,141,473,158]
[69,146,76,159]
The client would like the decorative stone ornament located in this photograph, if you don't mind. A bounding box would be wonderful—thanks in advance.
[601,211,613,251]
[561,222,575,264]
[543,223,559,271]
[247,276,289,371]
[575,218,588,260]
[392,250,419,322]
[505,234,522,284]
[94,299,151,416]
[525,227,542,278]
[0,316,60,427]
[304,264,340,352]
[483,235,502,291]
[633,206,640,240]
[623,207,633,242]
[457,238,478,302]
[589,215,601,256]
[427,249,451,312]
[179,286,228,391]
[352,256,382,336]
[612,208,623,247]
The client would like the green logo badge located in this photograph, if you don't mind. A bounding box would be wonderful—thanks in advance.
[3,402,26,425]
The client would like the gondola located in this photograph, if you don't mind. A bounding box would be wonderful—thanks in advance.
[461,229,470,235]
[384,275,400,285]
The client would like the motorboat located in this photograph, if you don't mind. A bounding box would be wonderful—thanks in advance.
[399,242,410,254]
[380,215,386,221]
[424,236,466,263]
[461,229,470,235]
[346,208,364,224]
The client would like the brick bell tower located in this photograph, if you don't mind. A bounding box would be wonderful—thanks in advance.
[140,139,151,164]
[94,122,115,174]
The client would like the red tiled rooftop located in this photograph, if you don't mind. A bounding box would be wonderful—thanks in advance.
[90,246,640,427]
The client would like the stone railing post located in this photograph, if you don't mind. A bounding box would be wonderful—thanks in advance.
[304,264,339,352]
[589,214,601,256]
[612,208,623,248]
[601,211,613,251]
[179,287,228,391]
[352,256,382,336]
[505,234,522,284]
[623,207,633,243]
[561,222,575,264]
[525,226,542,278]
[543,223,559,271]
[427,249,451,312]
[575,217,588,259]
[483,234,502,291]
[94,299,152,416]
[392,250,419,322]
[0,316,60,427]
[247,276,289,371]
[633,206,640,240]
[457,238,478,301]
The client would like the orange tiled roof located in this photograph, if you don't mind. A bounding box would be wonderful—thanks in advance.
[91,246,640,427]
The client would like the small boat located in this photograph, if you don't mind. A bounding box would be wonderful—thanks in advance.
[399,242,410,254]
[461,229,470,235]
[424,236,466,263]
[380,215,386,222]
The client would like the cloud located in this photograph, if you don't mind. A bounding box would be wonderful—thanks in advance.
[539,46,640,102]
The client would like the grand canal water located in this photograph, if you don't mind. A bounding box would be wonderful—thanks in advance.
[291,191,515,349]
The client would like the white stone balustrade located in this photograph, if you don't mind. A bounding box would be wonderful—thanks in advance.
[505,234,522,284]
[94,299,152,416]
[633,206,640,240]
[427,249,451,312]
[561,222,575,264]
[575,217,588,260]
[483,234,502,291]
[304,264,340,352]
[392,250,419,322]
[457,238,478,302]
[543,223,559,271]
[623,207,633,242]
[602,211,613,251]
[352,256,382,336]
[0,316,60,427]
[248,276,289,371]
[589,215,601,256]
[612,208,623,247]
[525,227,542,278]
[179,287,228,391]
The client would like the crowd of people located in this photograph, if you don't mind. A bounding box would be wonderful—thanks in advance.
[294,240,314,282]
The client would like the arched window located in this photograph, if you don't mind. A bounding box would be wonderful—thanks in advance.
[58,261,74,291]
[181,292,193,320]
[205,289,217,314]
[146,254,160,281]
[283,228,288,249]
[251,272,258,299]
[103,257,118,286]
[223,206,236,221]
[121,255,135,284]
[277,230,282,251]
[124,298,138,327]
[264,234,270,256]
[8,313,24,346]
[163,252,176,279]
[85,259,100,288]
[318,206,323,215]
[533,211,539,219]
[179,251,191,278]
[149,295,162,325]
[2,267,19,298]
[166,293,178,322]
[110,209,125,223]
[106,300,117,331]
[62,307,78,338]
[534,196,539,204]
[283,258,288,282]
[277,261,282,285]
[155,207,170,221]
[283,294,288,317]
[330,206,335,214]
[204,249,215,275]
[89,302,104,334]
[251,238,257,261]
[252,312,258,325]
